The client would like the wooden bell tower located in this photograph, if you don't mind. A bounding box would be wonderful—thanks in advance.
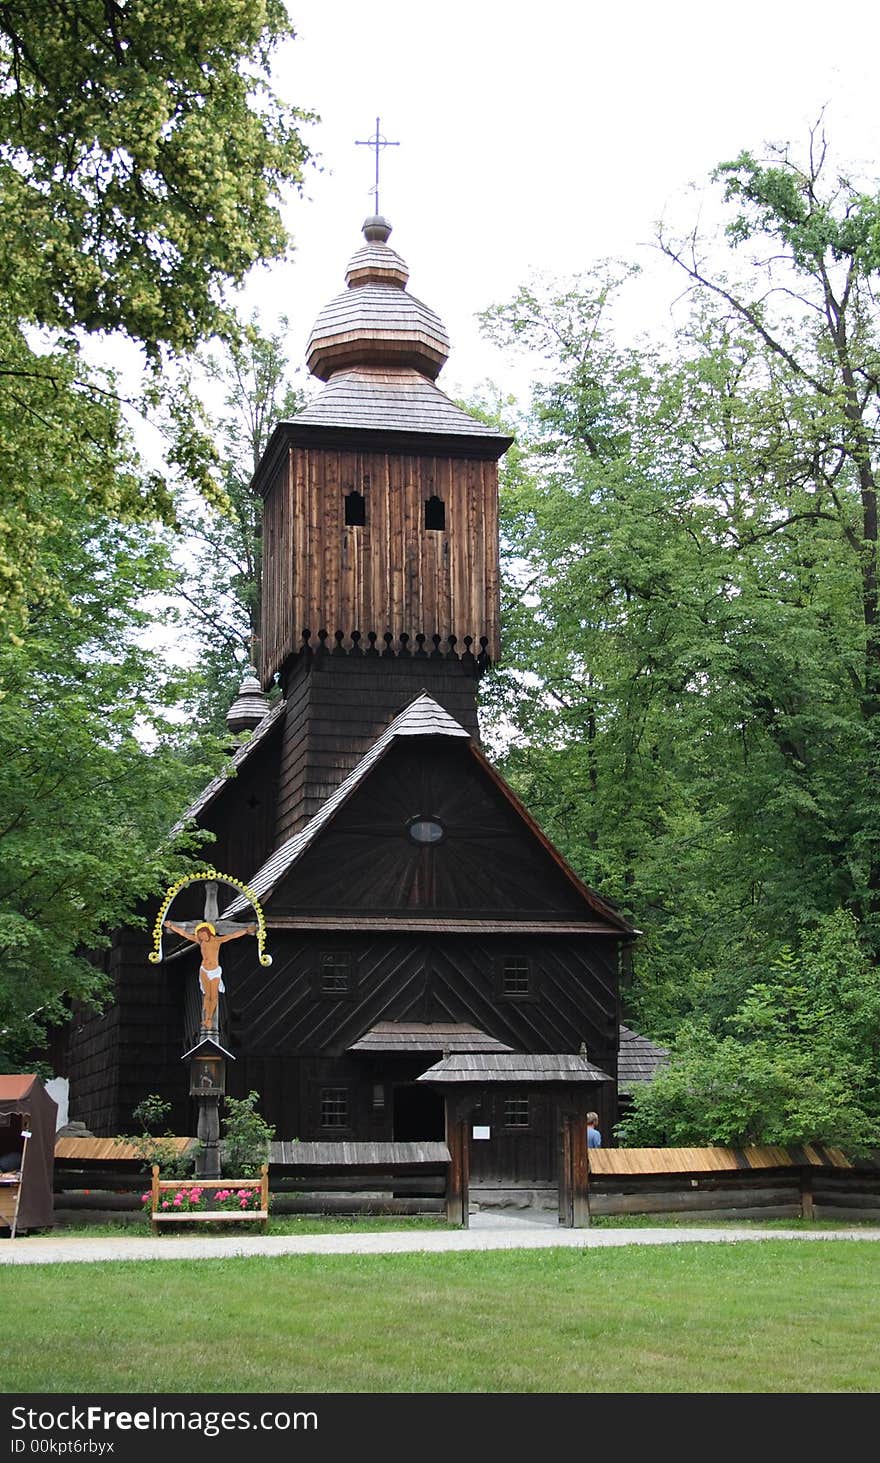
[252,216,512,838]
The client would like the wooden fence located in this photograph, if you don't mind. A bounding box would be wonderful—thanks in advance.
[52,1137,452,1221]
[50,1136,880,1228]
[268,1141,451,1216]
[585,1145,880,1222]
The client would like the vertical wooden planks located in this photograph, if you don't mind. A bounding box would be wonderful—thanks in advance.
[261,436,505,677]
[482,459,501,661]
[322,448,339,633]
[572,1117,590,1228]
[292,445,309,643]
[445,1103,470,1229]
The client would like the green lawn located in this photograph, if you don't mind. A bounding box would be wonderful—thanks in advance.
[2,1242,879,1393]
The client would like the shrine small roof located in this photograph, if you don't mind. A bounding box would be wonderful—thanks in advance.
[417,1053,614,1084]
[349,1022,514,1055]
[170,696,286,834]
[222,692,469,916]
[617,1024,670,1094]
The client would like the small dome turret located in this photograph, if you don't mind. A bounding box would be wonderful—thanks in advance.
[226,664,270,736]
[305,216,450,382]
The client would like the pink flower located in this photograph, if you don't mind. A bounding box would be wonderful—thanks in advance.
[239,1198,249,1208]
[141,1193,150,1204]
[161,1200,170,1209]
[172,1194,183,1205]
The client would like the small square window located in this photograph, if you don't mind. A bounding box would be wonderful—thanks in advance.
[320,952,352,995]
[502,957,530,996]
[344,490,366,526]
[320,1087,349,1128]
[424,495,445,531]
[504,1098,530,1128]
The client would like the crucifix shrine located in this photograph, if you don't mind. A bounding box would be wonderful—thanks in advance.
[163,881,257,1039]
[161,879,261,1178]
[355,115,399,215]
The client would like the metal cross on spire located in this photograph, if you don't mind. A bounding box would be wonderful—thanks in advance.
[355,116,399,215]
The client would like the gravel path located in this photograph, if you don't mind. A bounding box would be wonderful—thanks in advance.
[3,1210,880,1265]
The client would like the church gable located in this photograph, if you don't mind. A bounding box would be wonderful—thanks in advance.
[177,706,284,883]
[266,736,620,923]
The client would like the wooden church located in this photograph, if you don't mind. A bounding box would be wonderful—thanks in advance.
[64,212,641,1194]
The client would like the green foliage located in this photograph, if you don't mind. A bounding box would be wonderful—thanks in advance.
[0,0,313,352]
[0,496,225,1065]
[475,131,880,1156]
[618,912,880,1151]
[173,321,303,731]
[220,1090,275,1176]
[0,2,314,638]
[125,1095,193,1178]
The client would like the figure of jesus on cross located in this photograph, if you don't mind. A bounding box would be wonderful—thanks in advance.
[164,882,256,1036]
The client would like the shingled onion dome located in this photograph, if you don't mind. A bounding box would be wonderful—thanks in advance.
[305,216,450,381]
[226,665,270,736]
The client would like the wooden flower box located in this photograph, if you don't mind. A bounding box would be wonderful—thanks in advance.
[149,1164,269,1233]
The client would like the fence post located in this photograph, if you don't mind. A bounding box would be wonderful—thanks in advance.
[150,1164,160,1233]
[559,1117,573,1227]
[571,1118,590,1229]
[260,1162,269,1232]
[800,1166,815,1220]
[446,1109,470,1228]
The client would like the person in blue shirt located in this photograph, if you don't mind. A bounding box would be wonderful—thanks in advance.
[586,1112,602,1148]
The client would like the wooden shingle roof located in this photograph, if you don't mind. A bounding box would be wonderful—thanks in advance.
[588,1145,855,1175]
[294,366,508,441]
[222,690,633,931]
[269,1141,450,1166]
[170,697,285,834]
[305,217,449,382]
[617,1024,669,1093]
[222,692,469,916]
[417,1053,614,1084]
[349,1022,514,1055]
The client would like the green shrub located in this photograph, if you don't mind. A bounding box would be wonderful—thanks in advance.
[221,1091,275,1176]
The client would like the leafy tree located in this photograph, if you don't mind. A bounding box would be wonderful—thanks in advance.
[618,912,880,1152]
[478,136,880,1054]
[0,0,312,351]
[659,122,880,946]
[0,0,315,637]
[172,321,304,731]
[0,496,223,1067]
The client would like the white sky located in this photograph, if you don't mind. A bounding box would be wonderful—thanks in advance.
[234,0,880,404]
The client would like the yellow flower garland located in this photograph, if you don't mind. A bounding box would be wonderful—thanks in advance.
[149,868,272,967]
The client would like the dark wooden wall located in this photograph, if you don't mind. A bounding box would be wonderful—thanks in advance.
[199,724,282,882]
[274,658,481,841]
[64,921,620,1146]
[260,443,501,685]
[467,1090,611,1187]
[218,928,619,1139]
[66,924,189,1137]
[272,738,602,918]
